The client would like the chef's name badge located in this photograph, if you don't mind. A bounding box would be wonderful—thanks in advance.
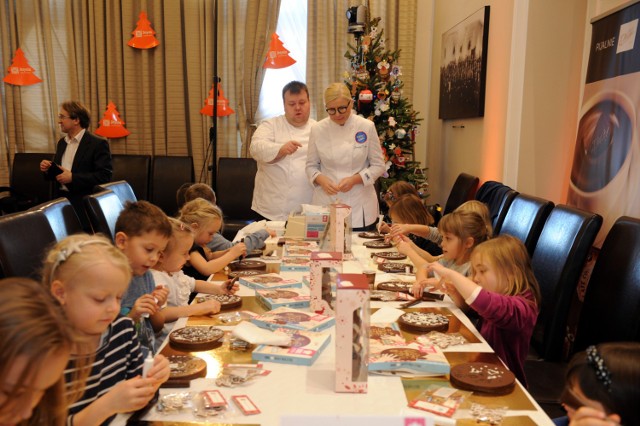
[355,131,367,144]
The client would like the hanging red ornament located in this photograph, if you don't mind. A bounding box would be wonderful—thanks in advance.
[3,48,42,86]
[263,33,296,69]
[359,89,373,103]
[200,83,235,117]
[94,102,131,138]
[128,12,160,49]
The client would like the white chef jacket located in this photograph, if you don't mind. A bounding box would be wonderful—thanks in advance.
[250,115,316,221]
[306,113,385,228]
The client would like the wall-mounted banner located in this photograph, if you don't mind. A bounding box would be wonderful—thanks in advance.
[567,1,640,246]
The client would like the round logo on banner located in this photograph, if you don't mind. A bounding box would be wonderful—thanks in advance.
[355,131,367,144]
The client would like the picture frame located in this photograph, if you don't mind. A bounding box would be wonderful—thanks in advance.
[438,6,490,120]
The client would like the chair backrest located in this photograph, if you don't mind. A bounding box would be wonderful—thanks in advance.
[98,181,137,206]
[83,190,124,240]
[0,210,57,279]
[150,156,194,215]
[497,193,554,256]
[443,173,480,215]
[29,197,84,242]
[215,157,261,220]
[111,154,151,200]
[573,216,640,353]
[530,205,602,361]
[0,153,54,213]
[475,181,518,234]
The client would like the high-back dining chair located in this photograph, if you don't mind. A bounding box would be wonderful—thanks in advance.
[443,173,480,215]
[111,154,151,200]
[29,197,84,242]
[474,181,518,234]
[573,216,640,354]
[83,190,125,241]
[0,153,54,214]
[97,181,137,207]
[0,210,57,279]
[150,156,194,216]
[497,193,554,256]
[529,205,602,361]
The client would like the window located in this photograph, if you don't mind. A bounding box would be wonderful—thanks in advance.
[254,0,307,123]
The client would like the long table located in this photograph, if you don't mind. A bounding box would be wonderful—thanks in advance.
[113,237,555,426]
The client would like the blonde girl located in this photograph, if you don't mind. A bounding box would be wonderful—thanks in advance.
[44,234,170,426]
[412,209,490,297]
[152,218,239,348]
[425,235,540,386]
[180,198,247,281]
[0,277,74,426]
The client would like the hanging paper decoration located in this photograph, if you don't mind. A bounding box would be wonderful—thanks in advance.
[200,83,235,117]
[3,48,42,86]
[128,12,159,49]
[263,33,296,69]
[95,102,131,138]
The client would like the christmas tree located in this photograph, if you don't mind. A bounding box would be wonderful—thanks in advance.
[344,17,427,198]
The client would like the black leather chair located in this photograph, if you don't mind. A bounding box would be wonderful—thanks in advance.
[29,197,84,242]
[111,154,151,200]
[573,216,640,353]
[497,193,554,256]
[97,181,137,206]
[529,205,602,361]
[150,156,194,216]
[474,181,518,234]
[83,190,124,240]
[0,153,54,214]
[0,210,57,279]
[215,157,262,240]
[443,172,479,215]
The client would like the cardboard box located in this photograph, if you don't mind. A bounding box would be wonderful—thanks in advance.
[251,307,335,332]
[327,204,353,258]
[309,252,343,315]
[335,273,370,393]
[255,287,311,310]
[239,273,302,290]
[280,256,311,272]
[252,328,331,366]
[284,213,329,240]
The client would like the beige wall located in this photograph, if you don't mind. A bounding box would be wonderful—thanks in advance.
[411,0,627,206]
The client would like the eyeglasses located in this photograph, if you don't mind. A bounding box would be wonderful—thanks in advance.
[58,114,73,120]
[325,101,351,115]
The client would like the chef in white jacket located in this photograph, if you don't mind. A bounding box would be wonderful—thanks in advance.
[306,82,386,230]
[250,81,316,221]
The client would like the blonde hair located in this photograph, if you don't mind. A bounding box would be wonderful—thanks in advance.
[455,200,493,237]
[438,210,490,257]
[0,277,74,426]
[42,234,131,287]
[162,218,194,257]
[178,198,223,228]
[324,82,351,105]
[471,234,541,305]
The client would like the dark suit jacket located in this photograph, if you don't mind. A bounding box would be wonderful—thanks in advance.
[47,131,113,197]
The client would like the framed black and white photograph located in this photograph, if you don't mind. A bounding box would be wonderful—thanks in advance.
[439,6,490,120]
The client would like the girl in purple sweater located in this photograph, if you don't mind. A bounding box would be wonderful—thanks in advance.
[426,234,541,387]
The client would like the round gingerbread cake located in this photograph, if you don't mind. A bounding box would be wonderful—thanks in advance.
[363,240,393,249]
[229,260,267,271]
[227,270,264,279]
[195,294,242,310]
[169,326,225,351]
[450,362,516,395]
[372,251,407,260]
[167,354,207,380]
[377,281,413,293]
[398,312,450,333]
[378,263,413,273]
[244,249,264,258]
[358,231,384,239]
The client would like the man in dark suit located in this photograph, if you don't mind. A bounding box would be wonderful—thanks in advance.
[40,100,112,231]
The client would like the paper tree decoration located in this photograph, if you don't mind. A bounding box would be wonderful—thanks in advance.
[263,33,296,69]
[3,48,42,86]
[200,83,235,116]
[95,102,131,138]
[128,12,159,49]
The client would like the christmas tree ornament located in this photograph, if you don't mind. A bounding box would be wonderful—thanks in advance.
[263,33,296,69]
[3,48,42,86]
[359,89,373,104]
[377,89,388,101]
[377,60,390,80]
[95,102,131,138]
[128,12,160,49]
[388,117,396,127]
[200,83,235,116]
[395,129,407,139]
[391,89,401,103]
[356,67,369,82]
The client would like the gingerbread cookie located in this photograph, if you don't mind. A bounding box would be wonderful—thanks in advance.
[228,260,267,271]
[363,240,393,249]
[378,263,413,273]
[358,231,384,239]
[167,354,207,380]
[398,312,449,333]
[227,270,264,279]
[169,326,224,351]
[450,362,516,395]
[372,251,407,260]
[195,294,242,310]
[377,281,413,293]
